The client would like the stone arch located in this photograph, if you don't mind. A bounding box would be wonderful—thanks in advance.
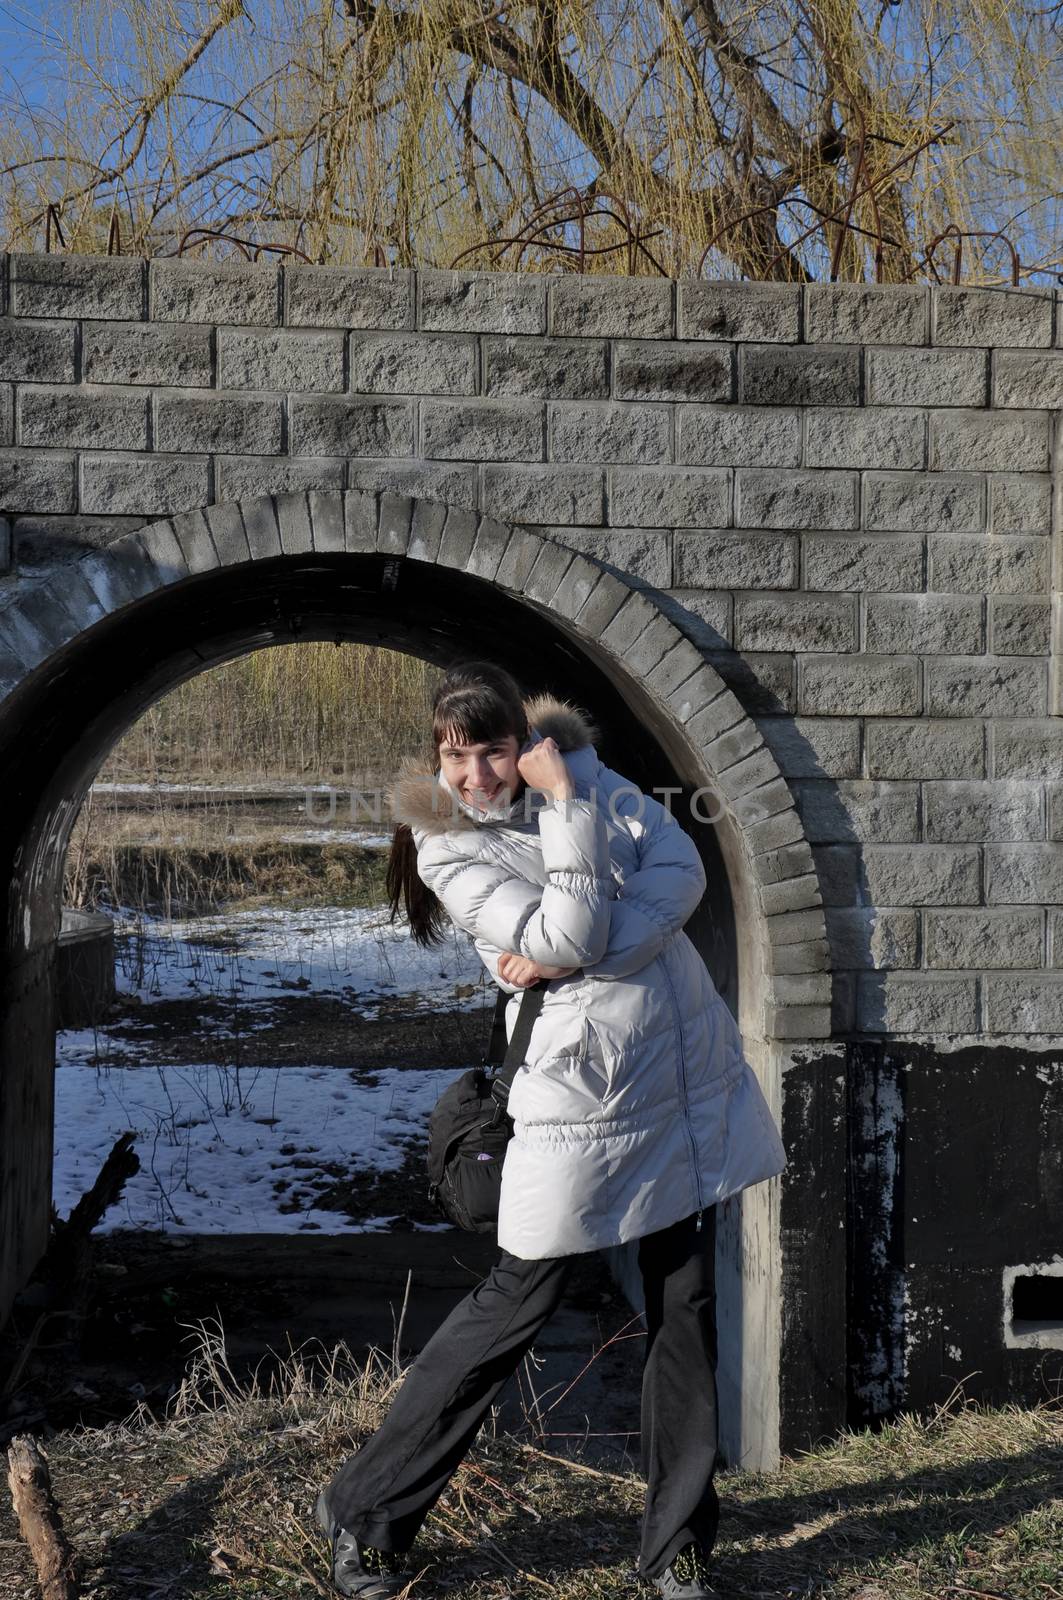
[0,489,831,1468]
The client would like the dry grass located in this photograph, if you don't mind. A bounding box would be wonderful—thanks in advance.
[1,1321,1060,1599]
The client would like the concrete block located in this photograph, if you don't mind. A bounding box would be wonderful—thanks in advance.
[810,844,861,905]
[559,527,670,589]
[482,464,604,525]
[218,329,344,391]
[155,393,282,455]
[436,507,491,575]
[483,337,608,399]
[865,594,983,655]
[736,593,856,652]
[863,844,981,905]
[290,396,415,457]
[1046,788,1063,842]
[170,508,219,574]
[703,717,762,773]
[867,346,988,407]
[17,385,148,450]
[215,455,345,500]
[466,516,516,584]
[805,408,925,471]
[926,778,1043,844]
[285,265,413,329]
[857,972,978,1034]
[81,453,209,515]
[983,975,1063,1033]
[348,459,477,509]
[240,496,282,560]
[757,716,861,779]
[747,804,806,854]
[989,596,1051,656]
[665,667,724,724]
[660,589,731,645]
[613,341,732,402]
[204,501,251,565]
[419,270,546,334]
[765,906,831,946]
[799,654,920,716]
[310,490,347,552]
[678,405,800,467]
[675,530,796,588]
[728,775,797,831]
[793,779,919,843]
[11,252,143,319]
[151,259,278,325]
[866,719,985,780]
[928,537,1048,595]
[0,516,9,572]
[707,649,795,713]
[644,637,705,698]
[0,449,76,513]
[344,489,379,553]
[349,332,476,395]
[767,938,832,975]
[550,402,670,464]
[824,907,919,969]
[932,285,1053,347]
[737,468,857,530]
[863,471,983,533]
[684,689,747,748]
[550,277,672,339]
[421,399,543,461]
[805,283,927,344]
[679,281,800,342]
[524,539,578,609]
[803,533,924,593]
[929,409,1050,472]
[0,320,76,382]
[4,374,19,440]
[766,1004,832,1040]
[998,723,1063,777]
[373,491,411,554]
[406,497,447,562]
[759,867,820,918]
[496,527,548,592]
[925,656,1046,717]
[599,589,660,658]
[985,845,1063,903]
[83,322,212,387]
[989,474,1052,535]
[925,908,1043,970]
[276,493,313,555]
[993,350,1063,409]
[741,345,860,406]
[76,544,159,615]
[610,467,730,528]
[717,745,783,805]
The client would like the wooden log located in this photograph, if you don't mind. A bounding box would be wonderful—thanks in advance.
[6,1434,79,1599]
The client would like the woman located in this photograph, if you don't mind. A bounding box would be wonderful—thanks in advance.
[315,661,787,1600]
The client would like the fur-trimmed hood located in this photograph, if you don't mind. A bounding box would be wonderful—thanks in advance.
[388,692,599,837]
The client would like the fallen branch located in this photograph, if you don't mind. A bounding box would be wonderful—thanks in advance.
[6,1434,79,1599]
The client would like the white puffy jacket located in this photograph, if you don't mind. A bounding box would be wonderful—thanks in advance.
[390,694,787,1259]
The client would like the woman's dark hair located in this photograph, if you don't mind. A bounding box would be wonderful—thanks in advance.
[386,660,530,946]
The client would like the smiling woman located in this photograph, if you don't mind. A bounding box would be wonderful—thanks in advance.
[316,657,786,1600]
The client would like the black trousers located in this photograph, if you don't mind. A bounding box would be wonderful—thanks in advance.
[323,1206,719,1581]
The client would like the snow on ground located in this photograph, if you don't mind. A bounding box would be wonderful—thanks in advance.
[54,1063,455,1234]
[55,902,492,1232]
[107,903,485,1011]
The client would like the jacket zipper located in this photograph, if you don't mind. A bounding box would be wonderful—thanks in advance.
[661,956,704,1215]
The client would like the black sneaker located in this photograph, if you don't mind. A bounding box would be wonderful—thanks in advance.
[314,1490,412,1598]
[652,1541,716,1598]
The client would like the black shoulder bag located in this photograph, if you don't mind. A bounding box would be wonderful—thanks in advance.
[426,983,546,1234]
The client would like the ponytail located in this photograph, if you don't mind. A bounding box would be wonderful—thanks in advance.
[385,819,449,947]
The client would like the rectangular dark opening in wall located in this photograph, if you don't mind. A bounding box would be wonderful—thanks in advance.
[1013,1274,1063,1322]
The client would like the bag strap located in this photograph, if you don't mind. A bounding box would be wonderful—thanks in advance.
[488,982,546,1114]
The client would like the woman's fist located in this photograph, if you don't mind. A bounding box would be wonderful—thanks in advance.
[516,735,574,801]
[498,952,580,987]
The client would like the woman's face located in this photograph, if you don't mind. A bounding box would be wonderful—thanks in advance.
[438,727,523,809]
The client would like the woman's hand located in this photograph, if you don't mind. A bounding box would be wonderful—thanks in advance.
[498,951,581,987]
[516,735,574,802]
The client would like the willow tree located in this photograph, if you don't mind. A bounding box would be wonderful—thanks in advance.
[0,0,1059,282]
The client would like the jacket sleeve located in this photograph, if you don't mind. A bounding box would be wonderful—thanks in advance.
[579,792,706,981]
[416,789,614,968]
[471,933,526,995]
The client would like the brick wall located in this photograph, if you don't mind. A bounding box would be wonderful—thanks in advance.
[1,252,1061,1044]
